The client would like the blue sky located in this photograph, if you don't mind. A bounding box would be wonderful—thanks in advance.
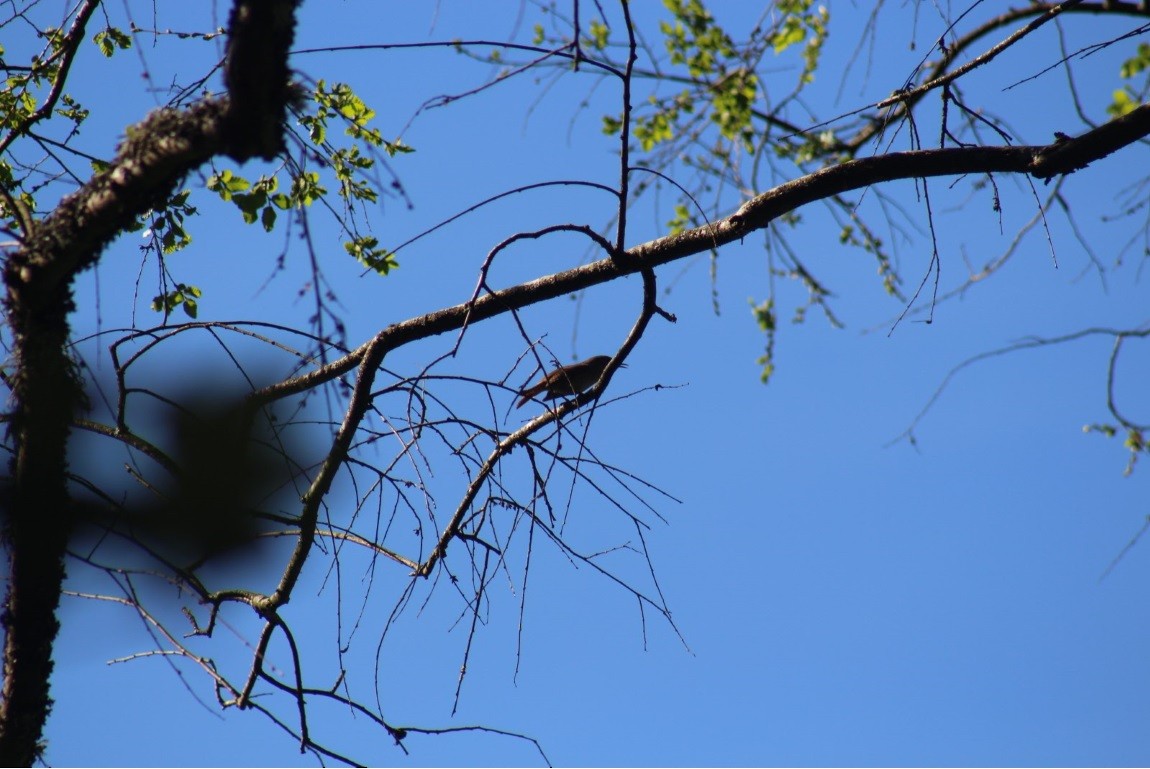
[26,2,1150,766]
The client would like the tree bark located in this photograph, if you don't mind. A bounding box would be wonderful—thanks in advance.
[0,1,298,762]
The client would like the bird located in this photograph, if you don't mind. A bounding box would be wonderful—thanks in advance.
[516,355,617,408]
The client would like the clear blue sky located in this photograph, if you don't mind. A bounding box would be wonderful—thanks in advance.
[30,2,1150,766]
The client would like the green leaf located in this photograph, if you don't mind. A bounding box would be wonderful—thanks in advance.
[55,94,88,127]
[586,20,610,51]
[751,298,776,332]
[1119,42,1150,79]
[93,27,132,58]
[344,237,398,275]
[750,297,777,384]
[772,19,806,54]
[151,283,203,317]
[666,203,691,235]
[1108,88,1136,118]
[207,169,251,201]
[231,191,268,224]
[384,138,414,157]
[290,172,326,207]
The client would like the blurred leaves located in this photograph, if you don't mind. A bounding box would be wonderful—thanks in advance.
[75,382,303,574]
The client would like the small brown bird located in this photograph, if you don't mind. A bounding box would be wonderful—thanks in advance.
[516,355,617,408]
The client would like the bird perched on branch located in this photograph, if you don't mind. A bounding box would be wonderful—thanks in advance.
[516,355,617,408]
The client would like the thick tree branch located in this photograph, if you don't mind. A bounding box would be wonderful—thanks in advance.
[0,0,299,762]
[223,0,300,160]
[252,107,1150,414]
